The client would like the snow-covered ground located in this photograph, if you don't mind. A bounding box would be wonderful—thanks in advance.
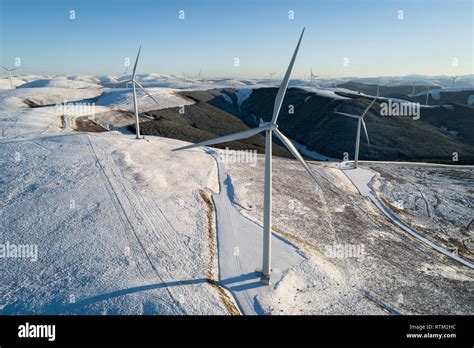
[95,88,194,113]
[1,78,473,315]
[224,156,474,314]
[368,164,474,260]
[1,133,232,314]
[0,87,103,138]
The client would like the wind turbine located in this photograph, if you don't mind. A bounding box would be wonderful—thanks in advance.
[412,80,416,95]
[451,75,458,89]
[115,46,160,139]
[269,71,275,85]
[173,28,319,284]
[425,85,430,106]
[334,98,376,169]
[1,66,19,88]
[310,68,318,88]
[123,66,129,89]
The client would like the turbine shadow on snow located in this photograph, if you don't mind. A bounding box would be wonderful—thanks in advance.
[219,271,266,292]
[42,278,209,313]
[42,274,265,313]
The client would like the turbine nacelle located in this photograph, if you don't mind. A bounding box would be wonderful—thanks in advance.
[259,120,278,129]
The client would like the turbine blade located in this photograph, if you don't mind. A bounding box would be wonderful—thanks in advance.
[361,118,370,146]
[361,98,377,118]
[173,126,268,151]
[1,66,8,71]
[334,111,360,120]
[135,81,160,106]
[271,27,305,124]
[132,46,142,79]
[273,129,323,189]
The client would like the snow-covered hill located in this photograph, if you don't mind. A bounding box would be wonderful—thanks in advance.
[1,81,472,315]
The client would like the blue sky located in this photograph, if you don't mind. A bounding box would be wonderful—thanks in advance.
[0,0,472,78]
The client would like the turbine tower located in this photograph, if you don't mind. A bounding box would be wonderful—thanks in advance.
[425,85,430,106]
[451,75,458,89]
[1,66,19,89]
[123,66,129,89]
[334,98,376,168]
[269,71,275,85]
[115,46,160,139]
[173,28,321,284]
[310,68,318,88]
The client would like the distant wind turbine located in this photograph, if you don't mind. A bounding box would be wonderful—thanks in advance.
[1,66,19,89]
[269,71,275,85]
[114,46,160,139]
[173,28,320,284]
[451,75,458,89]
[412,80,416,95]
[123,66,129,89]
[334,98,376,168]
[310,68,318,88]
[425,85,430,106]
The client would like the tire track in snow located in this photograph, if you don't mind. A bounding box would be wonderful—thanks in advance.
[86,134,186,314]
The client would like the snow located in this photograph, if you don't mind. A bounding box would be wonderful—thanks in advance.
[301,86,351,100]
[224,156,474,314]
[291,139,338,161]
[0,86,197,139]
[206,150,305,314]
[18,77,102,89]
[342,165,473,269]
[1,78,473,315]
[234,88,253,108]
[1,132,228,314]
[220,92,233,104]
[0,88,104,139]
[95,88,195,112]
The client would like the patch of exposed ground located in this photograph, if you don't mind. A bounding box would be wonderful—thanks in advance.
[199,189,240,315]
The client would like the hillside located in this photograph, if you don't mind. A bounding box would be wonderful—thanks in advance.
[228,87,474,164]
[137,90,291,157]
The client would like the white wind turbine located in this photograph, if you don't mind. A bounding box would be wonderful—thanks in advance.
[310,68,318,88]
[334,98,377,169]
[2,66,19,88]
[182,72,187,90]
[115,46,160,139]
[451,75,458,89]
[174,28,320,284]
[123,66,130,89]
[269,71,275,85]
